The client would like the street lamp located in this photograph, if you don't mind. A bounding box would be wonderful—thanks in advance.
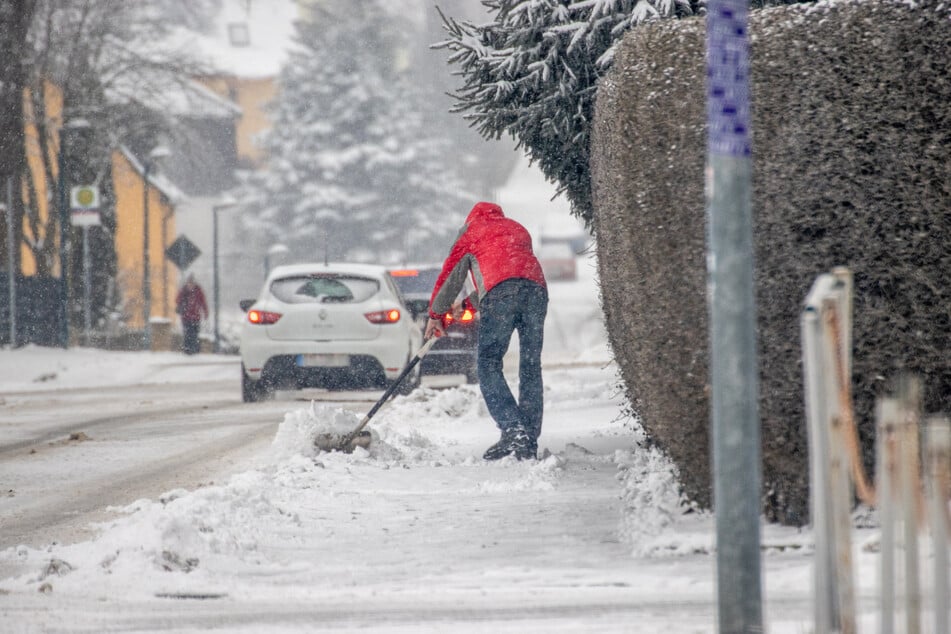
[142,144,171,350]
[161,206,174,319]
[57,118,91,349]
[212,196,237,353]
[2,182,14,348]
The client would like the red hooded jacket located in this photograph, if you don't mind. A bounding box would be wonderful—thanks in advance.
[428,202,546,319]
[176,282,208,324]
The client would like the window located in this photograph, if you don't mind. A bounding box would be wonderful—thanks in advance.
[270,275,379,304]
[389,268,440,295]
[228,22,250,47]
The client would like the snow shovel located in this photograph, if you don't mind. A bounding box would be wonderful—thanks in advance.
[314,336,438,453]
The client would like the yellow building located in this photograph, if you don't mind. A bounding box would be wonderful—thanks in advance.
[197,74,276,169]
[112,148,180,330]
[191,0,302,168]
[20,80,64,279]
[20,81,179,337]
[13,1,303,347]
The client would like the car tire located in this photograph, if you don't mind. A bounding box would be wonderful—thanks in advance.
[241,364,262,403]
[464,365,479,385]
[242,363,274,402]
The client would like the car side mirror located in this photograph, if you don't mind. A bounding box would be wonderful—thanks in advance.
[239,299,255,312]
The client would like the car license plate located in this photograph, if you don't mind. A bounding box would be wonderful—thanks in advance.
[297,353,349,367]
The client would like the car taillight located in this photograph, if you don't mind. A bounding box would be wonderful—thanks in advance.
[444,308,475,324]
[248,309,282,325]
[365,308,401,324]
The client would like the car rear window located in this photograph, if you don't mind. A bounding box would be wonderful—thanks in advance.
[389,269,439,295]
[270,275,380,304]
[538,243,575,259]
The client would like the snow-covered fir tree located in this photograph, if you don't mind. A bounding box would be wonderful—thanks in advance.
[435,0,699,228]
[243,0,471,264]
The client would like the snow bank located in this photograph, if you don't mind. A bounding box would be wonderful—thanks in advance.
[0,345,235,392]
[616,446,707,558]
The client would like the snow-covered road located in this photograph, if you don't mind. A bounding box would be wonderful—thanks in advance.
[0,373,270,558]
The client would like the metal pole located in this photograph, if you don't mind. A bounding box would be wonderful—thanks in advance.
[213,205,220,353]
[58,139,70,348]
[6,177,15,348]
[705,0,762,631]
[143,162,151,350]
[265,244,288,279]
[162,211,170,319]
[82,225,90,345]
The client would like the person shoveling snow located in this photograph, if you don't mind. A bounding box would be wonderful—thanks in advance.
[425,201,549,462]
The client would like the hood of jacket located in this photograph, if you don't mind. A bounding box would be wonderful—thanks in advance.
[465,201,505,225]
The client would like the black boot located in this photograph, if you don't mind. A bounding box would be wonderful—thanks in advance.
[483,426,535,461]
[526,434,539,460]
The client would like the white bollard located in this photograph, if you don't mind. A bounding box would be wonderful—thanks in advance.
[898,378,922,634]
[877,398,899,634]
[926,416,950,634]
[802,278,837,632]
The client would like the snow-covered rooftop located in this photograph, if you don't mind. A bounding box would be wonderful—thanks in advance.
[119,146,186,204]
[179,0,300,79]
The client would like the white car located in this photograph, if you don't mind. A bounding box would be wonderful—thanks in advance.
[238,263,423,402]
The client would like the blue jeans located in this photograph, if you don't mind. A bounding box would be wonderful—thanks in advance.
[477,279,548,438]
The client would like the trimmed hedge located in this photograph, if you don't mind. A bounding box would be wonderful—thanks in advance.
[591,0,950,523]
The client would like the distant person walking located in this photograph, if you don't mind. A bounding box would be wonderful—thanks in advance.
[425,201,548,460]
[175,274,208,355]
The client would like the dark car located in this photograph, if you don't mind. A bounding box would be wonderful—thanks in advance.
[537,242,577,282]
[388,266,479,384]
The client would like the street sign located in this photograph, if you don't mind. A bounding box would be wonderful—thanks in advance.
[165,234,201,270]
[70,185,101,227]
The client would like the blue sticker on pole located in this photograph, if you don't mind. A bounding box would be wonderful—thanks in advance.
[707,0,751,157]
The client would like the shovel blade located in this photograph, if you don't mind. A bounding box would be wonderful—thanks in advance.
[314,430,372,453]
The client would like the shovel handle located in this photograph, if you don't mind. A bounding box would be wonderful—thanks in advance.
[348,337,438,438]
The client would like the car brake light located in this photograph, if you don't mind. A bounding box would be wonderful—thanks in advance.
[444,308,475,324]
[389,269,419,277]
[248,309,282,325]
[365,308,401,324]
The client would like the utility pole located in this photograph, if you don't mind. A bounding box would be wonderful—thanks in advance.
[212,197,236,353]
[57,134,70,348]
[4,178,15,347]
[705,0,763,632]
[142,160,152,349]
